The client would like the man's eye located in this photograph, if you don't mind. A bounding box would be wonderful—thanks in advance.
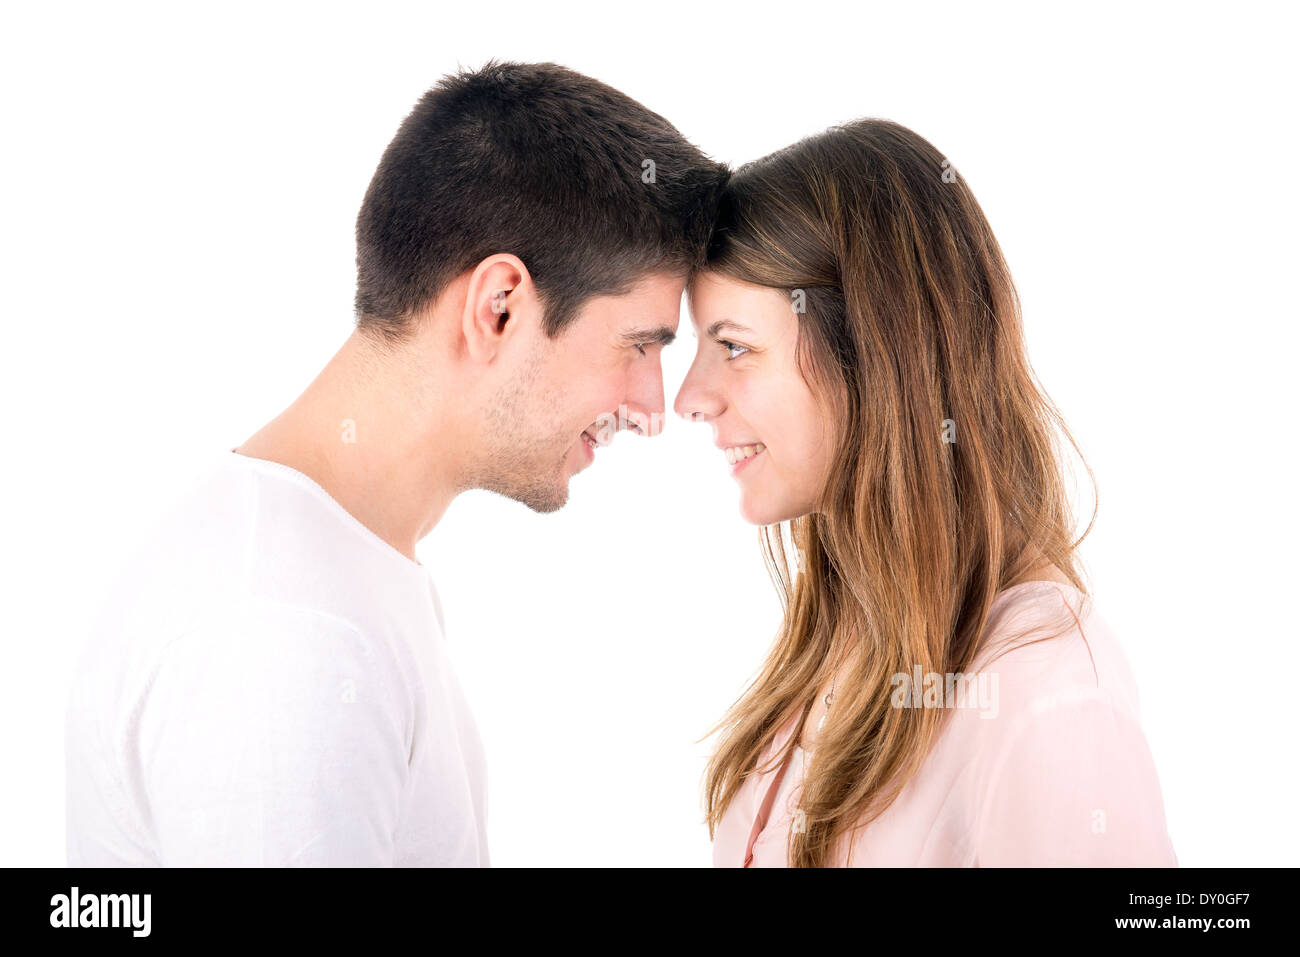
[634,343,648,356]
[718,339,749,360]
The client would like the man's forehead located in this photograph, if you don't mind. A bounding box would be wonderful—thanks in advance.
[570,271,682,341]
[619,274,685,331]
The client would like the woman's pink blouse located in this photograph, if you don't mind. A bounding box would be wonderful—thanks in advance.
[712,581,1178,867]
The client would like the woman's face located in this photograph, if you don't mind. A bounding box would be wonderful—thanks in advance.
[674,271,837,525]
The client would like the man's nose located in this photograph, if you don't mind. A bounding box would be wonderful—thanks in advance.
[621,359,666,437]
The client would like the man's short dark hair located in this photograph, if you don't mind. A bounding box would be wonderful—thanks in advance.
[353,60,729,342]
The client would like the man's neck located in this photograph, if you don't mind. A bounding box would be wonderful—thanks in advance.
[235,329,467,563]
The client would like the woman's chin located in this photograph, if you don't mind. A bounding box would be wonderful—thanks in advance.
[738,493,808,527]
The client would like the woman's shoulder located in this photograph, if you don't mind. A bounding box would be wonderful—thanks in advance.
[955,582,1176,865]
[965,580,1144,725]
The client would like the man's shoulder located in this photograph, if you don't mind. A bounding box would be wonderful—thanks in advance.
[72,456,259,665]
[74,453,432,702]
[99,450,431,627]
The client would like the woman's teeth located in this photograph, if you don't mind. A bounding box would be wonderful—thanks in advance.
[725,443,765,465]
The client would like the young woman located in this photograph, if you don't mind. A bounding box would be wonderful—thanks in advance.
[674,119,1177,867]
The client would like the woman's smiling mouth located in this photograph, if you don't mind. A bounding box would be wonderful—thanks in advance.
[725,442,766,475]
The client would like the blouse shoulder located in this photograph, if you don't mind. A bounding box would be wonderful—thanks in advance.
[960,582,1176,866]
[968,581,1143,722]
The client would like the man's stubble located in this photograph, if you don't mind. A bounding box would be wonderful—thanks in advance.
[469,350,574,514]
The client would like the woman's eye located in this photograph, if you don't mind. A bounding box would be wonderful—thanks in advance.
[719,340,749,360]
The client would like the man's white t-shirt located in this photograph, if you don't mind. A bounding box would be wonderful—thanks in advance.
[65,450,489,866]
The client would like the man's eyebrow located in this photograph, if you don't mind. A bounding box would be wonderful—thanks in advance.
[705,319,755,339]
[620,325,677,347]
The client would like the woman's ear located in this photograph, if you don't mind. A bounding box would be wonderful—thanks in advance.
[461,253,533,363]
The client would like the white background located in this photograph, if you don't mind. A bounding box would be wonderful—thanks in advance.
[2,1,1296,866]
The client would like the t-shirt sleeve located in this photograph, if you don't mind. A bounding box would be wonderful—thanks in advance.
[974,688,1177,867]
[134,602,411,866]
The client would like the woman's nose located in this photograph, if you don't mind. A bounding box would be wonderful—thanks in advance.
[673,378,722,422]
[674,350,728,422]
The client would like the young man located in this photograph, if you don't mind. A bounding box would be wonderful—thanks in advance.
[65,61,728,866]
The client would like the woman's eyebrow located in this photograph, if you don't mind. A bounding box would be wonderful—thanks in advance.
[705,319,755,338]
[619,325,677,346]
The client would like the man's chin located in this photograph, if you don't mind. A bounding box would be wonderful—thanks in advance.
[483,471,569,514]
[520,483,568,514]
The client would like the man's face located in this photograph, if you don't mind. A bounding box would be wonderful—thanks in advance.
[475,271,685,512]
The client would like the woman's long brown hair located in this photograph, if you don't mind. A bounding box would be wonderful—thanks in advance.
[699,118,1097,867]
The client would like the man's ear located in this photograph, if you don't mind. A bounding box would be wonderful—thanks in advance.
[461,254,534,364]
